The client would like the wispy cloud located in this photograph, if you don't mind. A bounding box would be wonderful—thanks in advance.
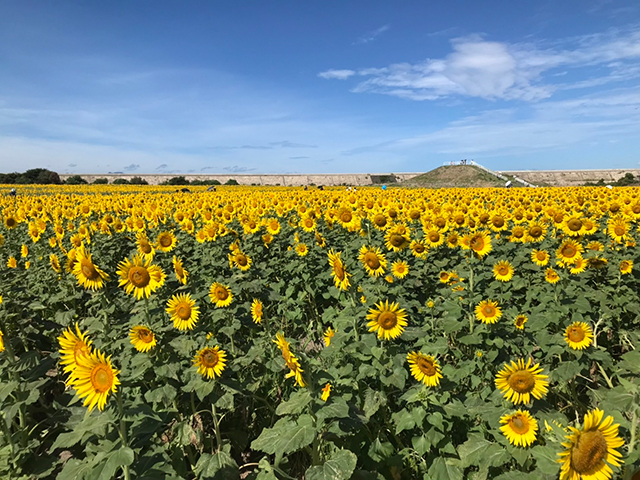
[224,165,255,173]
[353,25,390,45]
[269,140,317,148]
[321,27,640,101]
[155,163,168,171]
[123,163,140,172]
[318,69,356,80]
[289,156,309,160]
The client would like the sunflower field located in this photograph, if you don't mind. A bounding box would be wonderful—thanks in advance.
[0,184,639,480]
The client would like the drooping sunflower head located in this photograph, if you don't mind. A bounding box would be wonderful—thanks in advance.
[209,282,233,308]
[500,410,538,447]
[406,352,442,387]
[564,322,593,350]
[129,326,157,353]
[495,358,549,405]
[323,327,335,347]
[72,245,110,291]
[136,232,155,260]
[58,323,93,377]
[366,300,408,341]
[328,249,351,290]
[558,409,625,480]
[193,346,227,379]
[475,300,502,324]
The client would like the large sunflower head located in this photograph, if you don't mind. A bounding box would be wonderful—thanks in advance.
[117,255,166,300]
[545,267,560,284]
[72,245,110,291]
[385,226,411,252]
[406,352,442,387]
[564,321,593,350]
[136,232,155,260]
[556,239,583,266]
[358,245,387,277]
[558,409,624,480]
[129,326,157,353]
[391,260,409,279]
[500,410,538,447]
[475,300,502,324]
[156,231,177,252]
[468,231,492,257]
[209,282,233,308]
[493,260,514,282]
[194,346,227,379]
[58,323,93,377]
[72,349,120,411]
[166,293,200,331]
[495,358,549,405]
[366,300,408,341]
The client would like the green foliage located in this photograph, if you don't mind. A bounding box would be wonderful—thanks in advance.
[66,175,89,185]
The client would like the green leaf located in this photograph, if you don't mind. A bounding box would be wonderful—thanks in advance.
[144,384,177,407]
[316,398,350,424]
[531,445,560,476]
[305,450,357,480]
[426,457,462,480]
[363,388,386,419]
[85,448,135,480]
[50,411,116,450]
[275,389,312,416]
[194,451,239,480]
[250,415,316,456]
[458,434,509,469]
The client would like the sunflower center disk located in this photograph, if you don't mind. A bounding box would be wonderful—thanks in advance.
[470,237,484,251]
[141,243,152,254]
[378,312,398,330]
[530,227,542,237]
[498,266,509,275]
[508,370,535,393]
[91,365,113,393]
[418,359,436,376]
[236,255,248,266]
[139,330,153,342]
[568,327,585,342]
[571,430,607,474]
[509,415,530,434]
[81,261,99,280]
[568,219,582,231]
[562,245,577,258]
[391,235,405,247]
[176,304,191,319]
[483,306,496,317]
[364,253,380,269]
[341,212,352,222]
[129,266,151,287]
[493,217,504,227]
[614,226,625,236]
[333,264,345,280]
[202,351,219,367]
[215,287,229,300]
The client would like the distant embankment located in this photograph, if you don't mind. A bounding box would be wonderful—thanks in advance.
[59,173,420,186]
[500,169,640,187]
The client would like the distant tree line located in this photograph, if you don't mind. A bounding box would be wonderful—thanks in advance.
[0,168,62,184]
[584,173,640,187]
[159,176,238,186]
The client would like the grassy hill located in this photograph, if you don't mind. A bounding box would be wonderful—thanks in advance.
[403,165,506,188]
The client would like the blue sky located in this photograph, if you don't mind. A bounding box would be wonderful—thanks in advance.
[1,1,639,175]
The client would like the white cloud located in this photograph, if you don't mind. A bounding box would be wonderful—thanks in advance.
[353,25,390,45]
[321,27,640,101]
[318,69,357,80]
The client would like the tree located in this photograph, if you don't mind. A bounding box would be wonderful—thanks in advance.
[161,176,190,185]
[92,178,109,184]
[65,175,88,185]
[225,178,239,185]
[112,178,130,185]
[129,176,149,185]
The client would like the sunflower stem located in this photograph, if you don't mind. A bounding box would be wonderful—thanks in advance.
[211,403,223,452]
[468,263,474,334]
[116,389,131,480]
[628,409,638,455]
[596,362,614,389]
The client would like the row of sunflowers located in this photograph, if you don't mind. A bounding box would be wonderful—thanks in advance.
[0,184,638,480]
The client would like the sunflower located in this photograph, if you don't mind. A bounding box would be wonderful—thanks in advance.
[366,300,408,341]
[230,251,252,271]
[531,249,550,266]
[410,239,428,258]
[328,249,351,291]
[209,282,233,308]
[0,330,4,353]
[156,231,177,252]
[564,322,593,350]
[607,216,629,243]
[424,229,445,248]
[358,245,387,277]
[21,244,28,257]
[557,239,583,266]
[406,352,442,387]
[72,349,120,411]
[558,409,624,480]
[129,326,157,352]
[172,255,188,284]
[117,255,165,300]
[385,225,411,251]
[166,293,200,330]
[468,231,492,257]
[620,260,633,275]
[500,410,538,447]
[439,271,451,283]
[136,232,155,260]
[391,260,409,279]
[4,215,18,229]
[251,299,263,324]
[514,314,528,330]
[569,257,587,275]
[545,268,560,284]
[586,241,604,252]
[295,243,308,257]
[495,358,549,405]
[493,260,514,282]
[58,324,93,377]
[50,254,61,273]
[193,346,227,380]
[323,327,335,346]
[6,257,16,269]
[475,300,502,324]
[73,245,110,291]
[321,383,331,401]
